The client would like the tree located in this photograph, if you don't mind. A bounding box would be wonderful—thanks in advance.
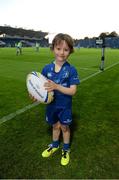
[99,32,109,38]
[84,36,89,40]
[99,31,119,38]
[108,31,118,37]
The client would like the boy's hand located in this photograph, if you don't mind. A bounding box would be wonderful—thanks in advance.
[44,80,58,92]
[44,80,77,96]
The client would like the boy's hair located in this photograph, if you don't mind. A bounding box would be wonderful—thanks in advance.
[51,33,74,54]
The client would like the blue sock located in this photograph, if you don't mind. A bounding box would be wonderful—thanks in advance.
[52,140,59,148]
[63,143,70,151]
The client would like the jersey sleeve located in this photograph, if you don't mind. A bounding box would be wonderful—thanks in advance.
[69,66,80,85]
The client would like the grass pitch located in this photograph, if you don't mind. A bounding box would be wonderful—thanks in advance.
[0,47,119,179]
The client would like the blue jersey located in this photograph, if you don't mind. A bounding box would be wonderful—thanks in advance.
[41,61,80,109]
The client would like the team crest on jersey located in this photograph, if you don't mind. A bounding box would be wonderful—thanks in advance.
[62,71,69,79]
[47,72,52,78]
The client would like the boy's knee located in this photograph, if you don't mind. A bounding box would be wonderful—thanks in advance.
[61,125,69,132]
[53,122,61,130]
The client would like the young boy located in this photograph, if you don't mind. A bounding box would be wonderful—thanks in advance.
[41,33,80,166]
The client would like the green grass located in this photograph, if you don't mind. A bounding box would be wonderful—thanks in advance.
[0,47,119,179]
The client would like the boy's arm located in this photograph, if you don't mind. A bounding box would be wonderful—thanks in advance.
[44,80,77,96]
[56,84,77,96]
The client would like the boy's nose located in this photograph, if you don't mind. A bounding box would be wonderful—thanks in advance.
[60,50,64,54]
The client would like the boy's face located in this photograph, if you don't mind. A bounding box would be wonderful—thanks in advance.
[53,40,70,63]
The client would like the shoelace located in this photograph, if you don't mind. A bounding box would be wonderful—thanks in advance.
[47,144,54,152]
[62,151,67,158]
[47,147,53,152]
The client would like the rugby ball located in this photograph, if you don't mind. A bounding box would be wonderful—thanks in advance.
[26,71,54,104]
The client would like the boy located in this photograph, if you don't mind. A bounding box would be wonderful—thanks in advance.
[41,33,80,166]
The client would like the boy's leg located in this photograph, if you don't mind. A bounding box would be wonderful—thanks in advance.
[42,121,61,158]
[61,125,70,145]
[53,121,61,143]
[61,125,70,166]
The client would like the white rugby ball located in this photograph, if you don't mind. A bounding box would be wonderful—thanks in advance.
[26,71,54,104]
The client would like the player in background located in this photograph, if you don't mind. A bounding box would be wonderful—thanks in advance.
[16,41,22,55]
[35,42,39,52]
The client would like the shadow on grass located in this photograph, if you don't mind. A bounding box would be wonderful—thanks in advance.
[70,113,80,145]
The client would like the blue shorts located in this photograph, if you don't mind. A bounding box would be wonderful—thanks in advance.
[46,106,72,125]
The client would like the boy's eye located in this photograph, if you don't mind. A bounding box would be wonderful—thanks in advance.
[64,49,69,52]
[56,48,69,52]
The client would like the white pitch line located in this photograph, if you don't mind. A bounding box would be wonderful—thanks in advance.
[81,70,101,82]
[0,102,40,124]
[0,61,119,125]
[81,61,119,82]
[79,67,97,71]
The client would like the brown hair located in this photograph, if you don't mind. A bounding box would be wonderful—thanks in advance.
[51,33,74,54]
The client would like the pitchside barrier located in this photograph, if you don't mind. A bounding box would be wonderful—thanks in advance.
[96,37,105,71]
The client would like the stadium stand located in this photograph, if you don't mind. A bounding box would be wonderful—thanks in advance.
[0,40,6,47]
[0,26,49,47]
[75,37,119,48]
[0,34,49,47]
[0,26,119,48]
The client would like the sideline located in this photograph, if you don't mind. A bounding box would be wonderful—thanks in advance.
[81,61,119,82]
[0,61,119,125]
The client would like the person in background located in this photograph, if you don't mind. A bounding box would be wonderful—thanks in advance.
[35,42,39,52]
[16,41,22,55]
